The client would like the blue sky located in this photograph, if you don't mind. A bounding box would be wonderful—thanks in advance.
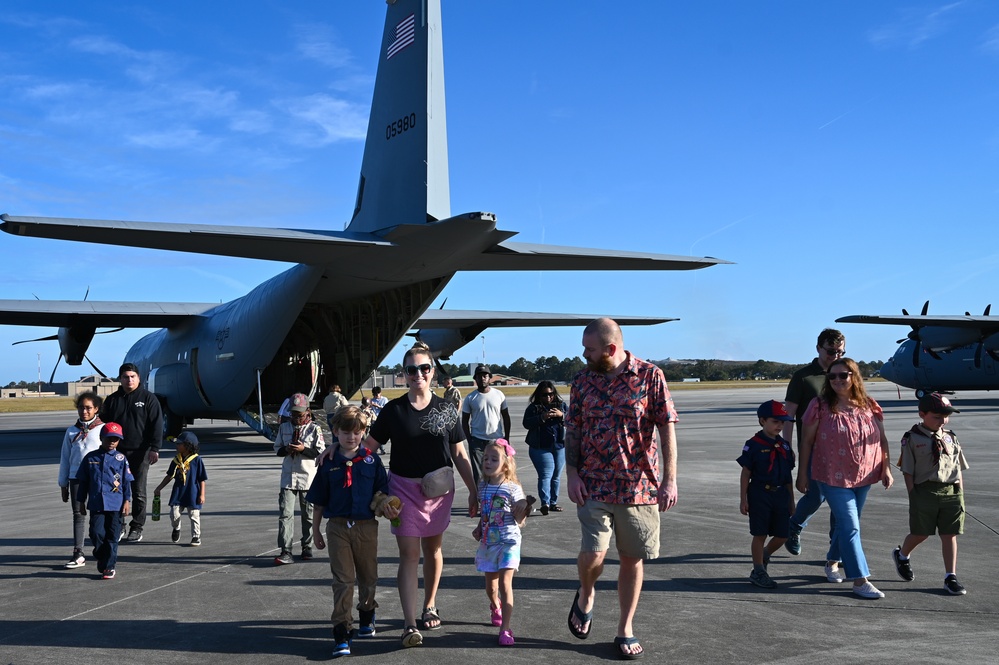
[2,1,999,383]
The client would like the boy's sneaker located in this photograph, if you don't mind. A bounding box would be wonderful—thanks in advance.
[65,552,86,569]
[301,547,313,561]
[944,575,967,595]
[171,528,181,543]
[852,581,884,599]
[102,569,116,580]
[749,568,777,589]
[357,609,376,638]
[125,527,143,542]
[332,624,353,658]
[274,551,294,565]
[119,525,127,542]
[784,521,802,556]
[824,562,846,583]
[892,546,914,581]
[190,537,201,547]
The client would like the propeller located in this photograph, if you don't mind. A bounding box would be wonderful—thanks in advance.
[972,304,994,369]
[10,288,123,382]
[898,301,932,368]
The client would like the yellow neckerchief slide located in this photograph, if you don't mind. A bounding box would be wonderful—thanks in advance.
[171,453,200,485]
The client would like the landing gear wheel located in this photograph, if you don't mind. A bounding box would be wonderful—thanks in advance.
[914,389,927,399]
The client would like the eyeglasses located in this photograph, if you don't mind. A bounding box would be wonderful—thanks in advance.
[404,364,433,377]
[827,371,852,380]
[541,392,555,397]
[822,347,846,357]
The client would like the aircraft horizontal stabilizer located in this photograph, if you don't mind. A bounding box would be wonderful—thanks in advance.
[414,310,676,328]
[472,241,731,272]
[0,215,389,265]
[0,300,217,328]
[837,314,999,329]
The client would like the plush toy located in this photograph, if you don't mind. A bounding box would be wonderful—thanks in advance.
[370,491,402,527]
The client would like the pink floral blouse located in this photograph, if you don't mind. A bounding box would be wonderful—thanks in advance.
[803,397,884,488]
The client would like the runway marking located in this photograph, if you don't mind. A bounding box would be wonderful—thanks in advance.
[61,549,281,621]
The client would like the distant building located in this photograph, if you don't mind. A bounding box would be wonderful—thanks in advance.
[66,374,121,398]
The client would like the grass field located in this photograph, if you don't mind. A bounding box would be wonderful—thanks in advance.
[0,379,892,414]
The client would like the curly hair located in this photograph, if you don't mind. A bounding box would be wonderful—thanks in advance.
[482,439,521,486]
[819,357,873,412]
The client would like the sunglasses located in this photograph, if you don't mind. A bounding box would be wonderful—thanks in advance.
[827,371,853,380]
[541,392,555,397]
[822,347,846,357]
[405,363,433,377]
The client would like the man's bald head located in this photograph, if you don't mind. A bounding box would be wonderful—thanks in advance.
[583,317,623,348]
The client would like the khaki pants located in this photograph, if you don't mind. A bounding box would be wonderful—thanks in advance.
[170,505,202,539]
[325,517,379,628]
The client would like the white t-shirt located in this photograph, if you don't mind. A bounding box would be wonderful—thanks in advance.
[462,388,507,439]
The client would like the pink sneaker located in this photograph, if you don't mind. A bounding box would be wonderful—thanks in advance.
[498,629,515,646]
[490,607,503,627]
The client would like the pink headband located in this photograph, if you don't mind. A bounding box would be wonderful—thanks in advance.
[494,438,515,458]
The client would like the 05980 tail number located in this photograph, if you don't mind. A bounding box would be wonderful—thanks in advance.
[386,113,417,140]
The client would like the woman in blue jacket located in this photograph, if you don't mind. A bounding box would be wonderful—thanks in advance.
[522,381,566,515]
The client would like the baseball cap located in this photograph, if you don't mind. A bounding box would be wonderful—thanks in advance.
[474,364,492,376]
[757,400,794,421]
[918,393,959,415]
[290,393,310,413]
[102,422,124,439]
[175,431,200,446]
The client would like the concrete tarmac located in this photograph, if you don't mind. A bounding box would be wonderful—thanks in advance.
[1,383,997,664]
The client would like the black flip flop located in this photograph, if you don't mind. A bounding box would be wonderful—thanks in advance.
[567,590,592,639]
[614,636,644,660]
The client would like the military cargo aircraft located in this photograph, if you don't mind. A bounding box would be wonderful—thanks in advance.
[0,0,726,437]
[837,302,999,396]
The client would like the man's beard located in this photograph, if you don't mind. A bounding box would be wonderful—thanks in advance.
[587,353,615,373]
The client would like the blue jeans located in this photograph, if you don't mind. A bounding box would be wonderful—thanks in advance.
[791,468,836,539]
[528,446,565,507]
[817,481,872,580]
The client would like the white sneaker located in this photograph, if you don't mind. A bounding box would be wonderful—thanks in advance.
[65,554,86,569]
[853,581,885,599]
[824,563,846,583]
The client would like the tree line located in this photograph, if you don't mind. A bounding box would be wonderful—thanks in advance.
[377,357,886,384]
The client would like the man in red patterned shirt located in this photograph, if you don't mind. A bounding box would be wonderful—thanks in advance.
[565,318,678,660]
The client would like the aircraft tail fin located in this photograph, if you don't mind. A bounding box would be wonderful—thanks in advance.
[348,0,449,234]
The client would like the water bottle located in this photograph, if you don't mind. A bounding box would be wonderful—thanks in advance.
[152,495,161,521]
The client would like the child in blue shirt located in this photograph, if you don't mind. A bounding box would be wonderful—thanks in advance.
[308,405,397,659]
[76,422,133,580]
[154,431,208,546]
[738,400,796,590]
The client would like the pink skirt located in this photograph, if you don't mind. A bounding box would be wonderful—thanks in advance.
[389,472,454,538]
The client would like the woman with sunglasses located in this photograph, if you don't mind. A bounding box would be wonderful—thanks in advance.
[365,342,478,647]
[795,357,893,599]
[523,381,567,515]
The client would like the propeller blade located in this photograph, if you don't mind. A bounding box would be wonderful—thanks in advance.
[975,343,984,369]
[912,340,920,368]
[985,304,992,316]
[438,298,447,310]
[84,355,108,379]
[921,300,929,316]
[12,334,59,346]
[95,327,125,335]
[83,286,90,302]
[48,354,63,384]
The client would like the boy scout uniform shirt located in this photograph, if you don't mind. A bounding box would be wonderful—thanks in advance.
[76,448,134,512]
[737,431,795,486]
[274,421,326,490]
[899,424,969,485]
[306,447,389,520]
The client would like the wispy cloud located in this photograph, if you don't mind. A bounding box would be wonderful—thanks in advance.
[867,2,967,49]
[281,94,368,144]
[982,23,999,53]
[293,22,352,68]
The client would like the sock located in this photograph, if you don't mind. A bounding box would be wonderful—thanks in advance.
[898,550,909,561]
[945,572,956,579]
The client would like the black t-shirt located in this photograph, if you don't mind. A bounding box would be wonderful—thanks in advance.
[368,394,464,479]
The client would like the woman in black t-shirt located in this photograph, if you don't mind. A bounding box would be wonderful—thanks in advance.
[366,342,478,647]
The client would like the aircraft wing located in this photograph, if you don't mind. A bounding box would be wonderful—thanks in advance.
[471,241,732,271]
[414,310,676,328]
[0,215,389,264]
[0,300,218,328]
[836,314,999,331]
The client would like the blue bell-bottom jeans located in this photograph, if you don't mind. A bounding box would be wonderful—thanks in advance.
[816,481,872,580]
